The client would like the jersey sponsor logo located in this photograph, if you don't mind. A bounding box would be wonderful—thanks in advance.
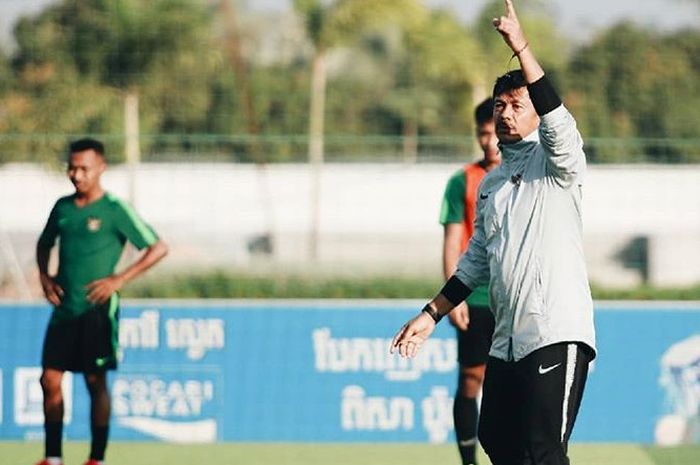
[14,368,73,426]
[312,327,457,381]
[480,192,490,199]
[86,216,102,232]
[112,374,217,443]
[340,385,453,443]
[538,363,562,375]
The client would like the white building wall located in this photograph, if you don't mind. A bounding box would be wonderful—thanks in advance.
[1,162,699,288]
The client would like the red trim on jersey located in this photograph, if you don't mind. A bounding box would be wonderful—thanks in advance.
[462,163,488,252]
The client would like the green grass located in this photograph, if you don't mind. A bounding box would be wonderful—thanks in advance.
[123,270,700,300]
[3,441,699,465]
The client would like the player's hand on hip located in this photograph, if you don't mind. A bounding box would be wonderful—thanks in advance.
[448,301,470,331]
[390,311,436,358]
[40,274,63,306]
[492,0,527,54]
[86,275,124,304]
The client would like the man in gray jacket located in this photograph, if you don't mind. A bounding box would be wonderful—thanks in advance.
[391,1,595,464]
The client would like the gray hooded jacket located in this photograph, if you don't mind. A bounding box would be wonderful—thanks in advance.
[454,104,596,362]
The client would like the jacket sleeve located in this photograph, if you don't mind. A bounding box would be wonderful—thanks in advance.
[539,104,586,188]
[453,185,490,289]
[527,75,586,187]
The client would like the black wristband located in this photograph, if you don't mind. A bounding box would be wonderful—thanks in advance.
[422,303,442,324]
[439,275,471,306]
[527,75,562,116]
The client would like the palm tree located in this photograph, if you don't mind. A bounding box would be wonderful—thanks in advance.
[293,0,427,259]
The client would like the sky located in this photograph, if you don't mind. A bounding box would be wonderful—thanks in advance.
[0,0,698,47]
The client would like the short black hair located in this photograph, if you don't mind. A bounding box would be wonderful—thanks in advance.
[474,98,495,126]
[492,69,527,98]
[68,138,105,158]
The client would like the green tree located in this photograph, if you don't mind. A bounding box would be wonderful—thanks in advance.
[6,0,215,163]
[566,23,700,162]
[293,0,428,257]
[383,10,483,160]
[294,0,428,162]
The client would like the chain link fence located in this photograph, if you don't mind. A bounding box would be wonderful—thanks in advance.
[1,133,699,165]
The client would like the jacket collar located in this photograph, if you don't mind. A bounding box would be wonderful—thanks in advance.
[499,129,539,165]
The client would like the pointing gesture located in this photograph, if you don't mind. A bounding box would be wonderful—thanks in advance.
[492,0,528,56]
[492,0,544,83]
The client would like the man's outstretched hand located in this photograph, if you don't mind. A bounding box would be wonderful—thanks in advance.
[492,0,528,54]
[390,311,436,358]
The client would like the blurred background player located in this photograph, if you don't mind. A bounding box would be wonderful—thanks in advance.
[439,98,500,465]
[35,138,168,465]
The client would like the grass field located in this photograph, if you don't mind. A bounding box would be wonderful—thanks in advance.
[3,442,700,465]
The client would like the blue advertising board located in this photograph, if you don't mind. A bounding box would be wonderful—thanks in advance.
[0,300,698,444]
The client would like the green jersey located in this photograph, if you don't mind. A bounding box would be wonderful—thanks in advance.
[38,192,158,322]
[439,168,490,308]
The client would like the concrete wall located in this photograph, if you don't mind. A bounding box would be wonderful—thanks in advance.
[1,162,699,291]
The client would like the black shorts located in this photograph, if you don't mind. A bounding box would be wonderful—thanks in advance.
[457,304,495,367]
[42,300,120,373]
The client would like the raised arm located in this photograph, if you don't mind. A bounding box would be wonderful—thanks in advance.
[493,0,543,84]
[494,0,584,186]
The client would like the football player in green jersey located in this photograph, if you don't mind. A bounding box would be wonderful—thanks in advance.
[35,138,168,465]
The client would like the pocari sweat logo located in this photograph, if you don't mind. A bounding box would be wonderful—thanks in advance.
[14,367,73,426]
[112,373,218,443]
[313,327,457,381]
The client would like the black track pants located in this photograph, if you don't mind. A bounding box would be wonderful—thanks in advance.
[478,342,593,465]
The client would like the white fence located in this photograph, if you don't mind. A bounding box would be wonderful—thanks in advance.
[1,162,699,296]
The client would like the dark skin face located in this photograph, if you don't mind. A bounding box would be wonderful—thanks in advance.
[67,149,106,202]
[493,86,540,144]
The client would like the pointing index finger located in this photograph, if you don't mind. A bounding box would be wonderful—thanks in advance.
[505,0,516,18]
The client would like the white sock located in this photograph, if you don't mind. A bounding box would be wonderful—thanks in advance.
[46,458,62,465]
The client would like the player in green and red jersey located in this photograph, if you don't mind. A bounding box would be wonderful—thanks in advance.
[439,98,500,465]
[35,138,168,465]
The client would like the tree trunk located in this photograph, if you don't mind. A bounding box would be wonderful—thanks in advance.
[308,50,326,260]
[124,90,140,206]
[221,0,276,256]
[220,0,260,142]
[402,117,418,163]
